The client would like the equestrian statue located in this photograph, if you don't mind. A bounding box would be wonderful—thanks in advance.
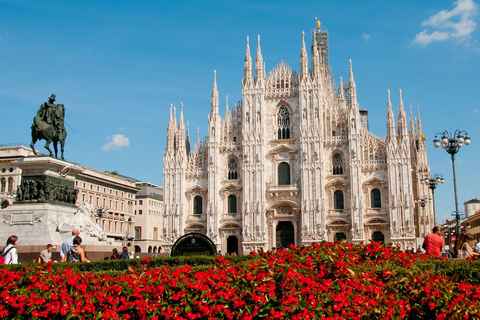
[30,94,67,160]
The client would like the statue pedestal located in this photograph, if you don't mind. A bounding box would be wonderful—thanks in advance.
[0,156,119,262]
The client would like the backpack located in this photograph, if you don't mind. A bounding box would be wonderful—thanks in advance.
[0,246,14,264]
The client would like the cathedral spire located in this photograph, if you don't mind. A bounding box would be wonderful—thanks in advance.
[167,103,175,149]
[339,76,346,103]
[311,32,320,79]
[197,127,200,147]
[386,90,396,141]
[397,89,407,138]
[416,105,423,135]
[186,120,191,155]
[300,31,308,79]
[348,59,357,108]
[255,35,264,82]
[178,102,185,138]
[244,36,252,83]
[211,70,219,114]
[409,105,415,137]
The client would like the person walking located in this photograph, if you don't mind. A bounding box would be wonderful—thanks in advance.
[1,235,18,264]
[60,229,79,262]
[422,226,444,258]
[66,236,85,262]
[38,244,53,263]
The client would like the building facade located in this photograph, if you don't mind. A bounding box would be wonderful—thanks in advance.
[0,145,35,209]
[162,23,433,254]
[133,182,164,254]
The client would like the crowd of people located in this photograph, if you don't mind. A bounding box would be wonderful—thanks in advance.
[2,226,480,264]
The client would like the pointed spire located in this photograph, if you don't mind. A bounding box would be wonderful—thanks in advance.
[387,89,396,141]
[255,35,264,81]
[416,105,423,134]
[348,60,357,108]
[225,94,229,115]
[311,33,320,79]
[300,31,308,79]
[197,127,200,146]
[397,89,407,138]
[409,105,415,136]
[186,120,191,155]
[244,36,252,82]
[339,76,346,102]
[211,70,219,114]
[349,59,354,83]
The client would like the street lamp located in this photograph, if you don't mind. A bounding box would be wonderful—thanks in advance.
[415,198,430,238]
[421,173,445,226]
[433,130,471,238]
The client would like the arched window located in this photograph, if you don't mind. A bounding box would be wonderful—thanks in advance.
[7,178,13,193]
[332,153,343,175]
[228,195,237,213]
[148,246,152,253]
[0,178,5,192]
[277,106,291,139]
[371,189,381,208]
[193,196,202,215]
[278,162,291,185]
[228,157,238,180]
[334,190,344,210]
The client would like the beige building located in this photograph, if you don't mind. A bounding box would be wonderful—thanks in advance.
[74,168,138,245]
[133,182,164,254]
[0,145,35,209]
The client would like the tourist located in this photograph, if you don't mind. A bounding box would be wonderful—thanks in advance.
[119,246,130,259]
[1,235,18,264]
[422,226,444,258]
[476,239,480,253]
[60,229,79,262]
[218,250,222,256]
[416,245,423,254]
[110,248,120,260]
[456,230,479,259]
[66,236,85,262]
[38,244,53,263]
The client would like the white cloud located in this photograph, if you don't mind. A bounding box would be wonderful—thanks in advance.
[413,0,478,46]
[101,134,130,151]
[362,33,371,41]
[474,109,480,112]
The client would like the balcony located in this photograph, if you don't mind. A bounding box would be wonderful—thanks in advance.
[267,183,299,198]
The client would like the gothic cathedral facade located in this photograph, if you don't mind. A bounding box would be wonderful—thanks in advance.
[162,24,433,254]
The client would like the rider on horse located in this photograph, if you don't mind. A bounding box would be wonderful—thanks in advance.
[31,94,67,159]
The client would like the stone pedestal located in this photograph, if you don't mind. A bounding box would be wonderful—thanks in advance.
[0,156,117,262]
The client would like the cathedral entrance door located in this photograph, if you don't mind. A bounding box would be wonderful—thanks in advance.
[334,232,347,242]
[276,221,294,249]
[227,235,238,254]
[372,231,385,243]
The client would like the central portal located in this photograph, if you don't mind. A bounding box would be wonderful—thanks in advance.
[276,221,294,249]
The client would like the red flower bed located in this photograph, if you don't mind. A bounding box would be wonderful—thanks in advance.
[1,242,480,319]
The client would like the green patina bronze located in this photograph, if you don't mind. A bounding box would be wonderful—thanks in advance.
[16,176,77,206]
[30,94,68,160]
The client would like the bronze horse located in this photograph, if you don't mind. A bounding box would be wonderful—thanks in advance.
[30,104,67,160]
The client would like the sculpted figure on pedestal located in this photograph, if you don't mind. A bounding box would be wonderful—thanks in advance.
[30,94,68,160]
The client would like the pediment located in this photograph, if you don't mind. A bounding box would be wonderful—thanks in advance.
[220,183,242,194]
[268,144,297,156]
[365,218,389,225]
[185,185,207,197]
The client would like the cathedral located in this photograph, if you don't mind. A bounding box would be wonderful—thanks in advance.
[162,22,433,254]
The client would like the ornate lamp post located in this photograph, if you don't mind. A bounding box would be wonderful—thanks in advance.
[433,130,471,237]
[421,173,444,226]
[415,198,430,238]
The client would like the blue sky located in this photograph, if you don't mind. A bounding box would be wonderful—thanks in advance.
[1,0,479,224]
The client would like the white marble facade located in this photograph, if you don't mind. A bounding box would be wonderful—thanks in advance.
[162,24,434,254]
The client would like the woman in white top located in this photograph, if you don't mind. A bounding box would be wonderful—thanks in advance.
[2,235,18,264]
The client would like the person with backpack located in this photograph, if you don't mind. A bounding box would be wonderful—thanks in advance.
[66,236,85,262]
[1,235,18,264]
